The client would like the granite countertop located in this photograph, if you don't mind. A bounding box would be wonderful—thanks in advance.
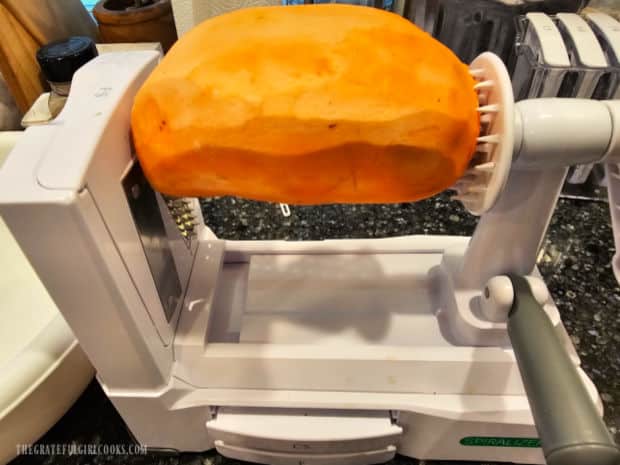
[10,193,619,465]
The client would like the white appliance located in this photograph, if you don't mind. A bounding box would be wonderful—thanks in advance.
[0,48,619,465]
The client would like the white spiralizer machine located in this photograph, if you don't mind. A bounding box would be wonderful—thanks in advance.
[1,50,619,465]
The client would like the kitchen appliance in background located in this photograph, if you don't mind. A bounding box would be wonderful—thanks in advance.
[403,0,550,65]
[282,1,587,65]
[512,12,572,100]
[558,13,611,184]
[588,11,620,99]
[511,11,620,197]
[171,0,588,63]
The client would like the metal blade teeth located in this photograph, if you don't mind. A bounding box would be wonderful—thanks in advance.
[164,196,198,239]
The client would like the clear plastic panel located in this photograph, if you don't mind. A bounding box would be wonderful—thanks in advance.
[513,13,620,189]
[513,15,570,99]
[586,12,620,98]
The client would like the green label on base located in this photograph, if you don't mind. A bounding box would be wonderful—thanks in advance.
[460,437,541,448]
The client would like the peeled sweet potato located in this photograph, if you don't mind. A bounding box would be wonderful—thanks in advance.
[131,4,479,204]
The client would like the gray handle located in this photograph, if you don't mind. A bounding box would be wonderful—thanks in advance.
[507,275,620,465]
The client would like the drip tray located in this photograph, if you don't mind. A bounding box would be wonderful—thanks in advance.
[207,407,402,465]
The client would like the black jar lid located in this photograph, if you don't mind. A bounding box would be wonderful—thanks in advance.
[36,36,98,83]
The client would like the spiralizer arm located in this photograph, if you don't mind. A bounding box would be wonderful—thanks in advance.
[462,97,620,288]
[459,53,620,465]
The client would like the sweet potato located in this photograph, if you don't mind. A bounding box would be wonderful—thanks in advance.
[131,4,479,204]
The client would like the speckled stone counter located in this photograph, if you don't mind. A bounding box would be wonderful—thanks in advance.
[10,193,619,465]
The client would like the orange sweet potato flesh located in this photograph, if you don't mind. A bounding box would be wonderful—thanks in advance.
[131,4,480,204]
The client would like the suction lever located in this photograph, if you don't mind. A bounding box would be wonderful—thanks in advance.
[507,275,620,465]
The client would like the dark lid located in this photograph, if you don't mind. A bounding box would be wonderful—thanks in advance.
[36,36,98,83]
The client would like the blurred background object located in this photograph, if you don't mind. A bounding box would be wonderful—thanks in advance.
[0,73,20,130]
[284,0,394,7]
[0,0,98,114]
[281,1,589,65]
[20,36,99,127]
[171,0,280,37]
[169,0,595,63]
[93,0,177,52]
[585,0,620,19]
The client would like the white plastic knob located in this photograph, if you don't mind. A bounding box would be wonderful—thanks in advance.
[481,275,550,323]
[481,276,514,322]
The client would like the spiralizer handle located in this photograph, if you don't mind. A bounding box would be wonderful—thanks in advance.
[507,275,620,465]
